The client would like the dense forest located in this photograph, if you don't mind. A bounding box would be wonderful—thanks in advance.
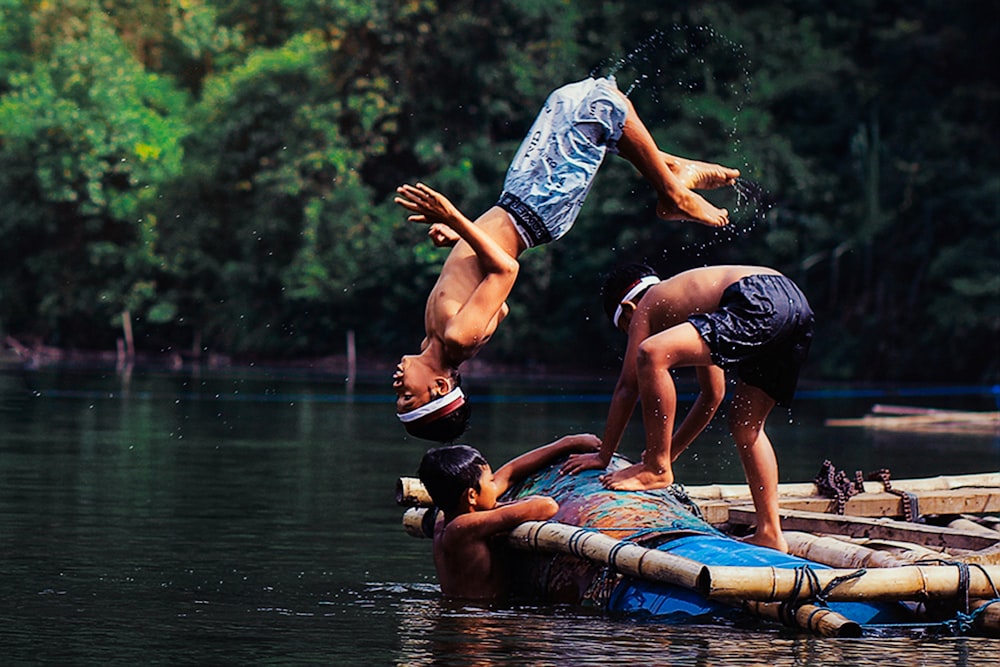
[1,0,997,382]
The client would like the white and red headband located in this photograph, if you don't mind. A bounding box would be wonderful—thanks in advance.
[612,275,660,329]
[396,387,466,425]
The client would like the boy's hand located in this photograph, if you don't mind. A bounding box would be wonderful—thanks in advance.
[395,182,464,230]
[560,451,608,475]
[428,223,460,247]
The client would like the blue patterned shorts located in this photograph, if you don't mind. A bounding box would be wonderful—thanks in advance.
[497,77,628,248]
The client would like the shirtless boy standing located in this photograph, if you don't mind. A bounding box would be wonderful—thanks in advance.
[417,433,600,600]
[561,264,814,552]
[394,76,740,441]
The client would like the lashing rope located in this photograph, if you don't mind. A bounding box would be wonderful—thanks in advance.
[777,565,867,626]
[913,558,1000,635]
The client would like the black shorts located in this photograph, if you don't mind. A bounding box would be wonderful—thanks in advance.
[688,274,814,406]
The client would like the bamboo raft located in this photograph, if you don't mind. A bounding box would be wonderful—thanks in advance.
[398,455,1000,637]
[825,404,1000,436]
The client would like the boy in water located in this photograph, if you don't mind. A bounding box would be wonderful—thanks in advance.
[394,76,740,441]
[418,433,600,600]
[560,264,814,552]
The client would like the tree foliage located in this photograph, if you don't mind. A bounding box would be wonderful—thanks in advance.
[0,0,996,381]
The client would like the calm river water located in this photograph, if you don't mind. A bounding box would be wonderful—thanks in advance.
[1,364,998,665]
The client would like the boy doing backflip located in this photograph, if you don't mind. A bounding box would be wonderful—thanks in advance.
[417,433,600,600]
[394,76,740,441]
[560,264,814,552]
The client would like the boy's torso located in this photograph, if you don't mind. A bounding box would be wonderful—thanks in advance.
[641,265,783,335]
[423,208,524,362]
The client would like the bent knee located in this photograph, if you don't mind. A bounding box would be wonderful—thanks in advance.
[636,340,673,372]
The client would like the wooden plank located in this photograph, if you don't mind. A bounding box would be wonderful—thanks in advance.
[726,506,1000,552]
[696,487,1000,524]
[685,471,1000,501]
[696,500,732,525]
[779,488,1000,517]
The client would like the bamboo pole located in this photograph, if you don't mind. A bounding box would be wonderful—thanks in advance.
[956,543,1000,566]
[508,521,705,591]
[949,518,1000,538]
[397,477,433,507]
[701,563,1000,602]
[744,601,861,638]
[785,532,913,569]
[402,506,436,538]
[401,507,705,591]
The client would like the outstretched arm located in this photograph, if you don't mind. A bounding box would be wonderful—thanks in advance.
[560,335,643,475]
[396,182,519,351]
[493,433,600,494]
[670,364,725,461]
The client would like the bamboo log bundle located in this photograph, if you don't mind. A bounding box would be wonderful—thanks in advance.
[744,601,861,638]
[700,563,1000,602]
[404,507,1000,609]
[785,532,913,569]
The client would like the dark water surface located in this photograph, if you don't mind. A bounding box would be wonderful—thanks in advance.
[1,366,998,665]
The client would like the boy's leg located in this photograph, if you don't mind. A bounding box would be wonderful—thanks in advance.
[612,91,733,228]
[601,323,713,491]
[728,382,788,552]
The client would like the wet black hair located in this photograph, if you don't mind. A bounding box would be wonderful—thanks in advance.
[403,371,470,443]
[417,444,488,513]
[600,263,660,325]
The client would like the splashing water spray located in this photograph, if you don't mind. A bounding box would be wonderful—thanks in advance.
[592,26,773,257]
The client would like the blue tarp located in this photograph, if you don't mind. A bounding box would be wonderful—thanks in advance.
[609,533,908,624]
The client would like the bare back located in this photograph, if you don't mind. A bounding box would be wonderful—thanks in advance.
[637,265,782,336]
[432,518,509,600]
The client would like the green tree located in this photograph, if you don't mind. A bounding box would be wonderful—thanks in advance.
[0,8,190,347]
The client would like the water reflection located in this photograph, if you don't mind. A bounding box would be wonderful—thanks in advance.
[396,598,1000,667]
[2,368,999,665]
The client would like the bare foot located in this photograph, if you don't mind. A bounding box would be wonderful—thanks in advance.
[740,531,789,553]
[600,462,674,491]
[656,190,730,227]
[664,154,740,190]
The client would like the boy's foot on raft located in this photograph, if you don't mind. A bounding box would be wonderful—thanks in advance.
[739,531,789,553]
[600,462,674,491]
[657,191,730,227]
